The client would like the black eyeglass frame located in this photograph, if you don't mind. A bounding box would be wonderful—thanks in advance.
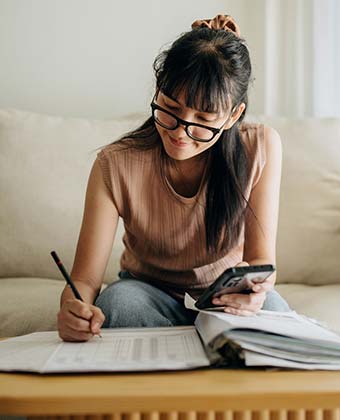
[150,97,234,143]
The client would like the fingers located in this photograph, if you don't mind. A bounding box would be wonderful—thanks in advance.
[62,309,93,332]
[233,262,275,293]
[89,305,105,335]
[66,300,93,320]
[212,291,266,315]
[213,291,266,307]
[58,324,95,342]
[57,299,105,342]
[234,261,250,267]
[252,279,275,293]
[223,307,256,316]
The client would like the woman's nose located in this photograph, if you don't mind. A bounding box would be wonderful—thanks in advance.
[171,123,187,140]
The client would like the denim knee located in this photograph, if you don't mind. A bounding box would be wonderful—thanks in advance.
[95,279,174,328]
[262,288,291,312]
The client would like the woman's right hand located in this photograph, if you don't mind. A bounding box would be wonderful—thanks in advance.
[57,298,105,342]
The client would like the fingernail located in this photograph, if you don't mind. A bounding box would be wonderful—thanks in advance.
[91,323,101,334]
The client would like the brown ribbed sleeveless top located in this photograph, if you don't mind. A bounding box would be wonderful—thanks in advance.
[97,122,266,300]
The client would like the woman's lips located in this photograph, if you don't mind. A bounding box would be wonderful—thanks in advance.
[168,135,190,148]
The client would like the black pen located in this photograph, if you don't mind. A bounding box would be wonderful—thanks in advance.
[50,250,102,338]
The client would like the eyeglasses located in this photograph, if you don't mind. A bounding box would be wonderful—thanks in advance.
[150,96,232,143]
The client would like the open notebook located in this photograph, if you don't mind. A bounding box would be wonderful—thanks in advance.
[1,294,340,373]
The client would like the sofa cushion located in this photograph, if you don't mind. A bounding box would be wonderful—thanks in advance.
[0,278,63,337]
[0,279,339,337]
[0,108,145,283]
[248,116,340,286]
[276,284,340,334]
[0,277,109,337]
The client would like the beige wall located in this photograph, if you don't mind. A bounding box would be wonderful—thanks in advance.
[0,0,266,118]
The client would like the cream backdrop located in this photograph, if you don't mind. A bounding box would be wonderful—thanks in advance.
[1,0,339,119]
[0,0,246,119]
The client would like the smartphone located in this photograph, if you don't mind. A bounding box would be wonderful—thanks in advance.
[195,264,275,310]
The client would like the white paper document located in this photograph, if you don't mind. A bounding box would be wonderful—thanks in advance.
[244,351,340,370]
[185,292,340,370]
[0,326,210,373]
[185,292,340,344]
[2,295,340,373]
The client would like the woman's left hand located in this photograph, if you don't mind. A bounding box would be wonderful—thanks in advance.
[211,261,275,316]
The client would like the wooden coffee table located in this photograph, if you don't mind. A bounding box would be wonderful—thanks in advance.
[1,369,340,419]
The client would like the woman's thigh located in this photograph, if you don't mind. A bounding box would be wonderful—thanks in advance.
[95,276,197,328]
[95,272,290,328]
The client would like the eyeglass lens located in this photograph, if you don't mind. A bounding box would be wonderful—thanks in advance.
[153,109,215,141]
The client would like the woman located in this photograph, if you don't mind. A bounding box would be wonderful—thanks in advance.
[57,14,290,342]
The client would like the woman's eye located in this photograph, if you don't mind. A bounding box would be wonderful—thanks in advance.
[198,117,214,123]
[164,103,178,110]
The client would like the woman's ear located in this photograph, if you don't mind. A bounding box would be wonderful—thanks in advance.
[225,102,246,129]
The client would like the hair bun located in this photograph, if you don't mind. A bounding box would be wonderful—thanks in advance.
[191,14,241,37]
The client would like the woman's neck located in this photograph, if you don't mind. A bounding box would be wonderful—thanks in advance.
[166,152,210,197]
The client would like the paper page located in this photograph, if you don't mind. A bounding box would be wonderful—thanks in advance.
[0,327,210,373]
[185,293,340,346]
[195,310,340,348]
[0,332,61,372]
[227,331,340,356]
[233,339,340,364]
[244,350,340,370]
[184,293,225,311]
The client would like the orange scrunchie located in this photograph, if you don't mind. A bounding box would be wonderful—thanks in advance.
[191,14,241,37]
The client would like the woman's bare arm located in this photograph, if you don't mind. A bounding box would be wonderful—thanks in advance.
[242,125,282,289]
[60,158,119,306]
[212,126,282,314]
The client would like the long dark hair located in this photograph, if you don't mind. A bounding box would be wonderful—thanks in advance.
[100,26,255,254]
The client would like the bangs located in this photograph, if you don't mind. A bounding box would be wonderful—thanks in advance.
[157,50,233,115]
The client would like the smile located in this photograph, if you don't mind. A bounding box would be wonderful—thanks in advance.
[168,135,191,148]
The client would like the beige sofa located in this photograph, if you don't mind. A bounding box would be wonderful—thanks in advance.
[1,108,340,337]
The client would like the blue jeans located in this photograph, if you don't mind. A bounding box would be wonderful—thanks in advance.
[95,271,291,328]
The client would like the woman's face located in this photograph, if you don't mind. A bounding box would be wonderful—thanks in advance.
[154,91,245,162]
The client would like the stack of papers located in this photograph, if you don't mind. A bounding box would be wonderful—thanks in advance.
[1,294,340,373]
[185,294,340,370]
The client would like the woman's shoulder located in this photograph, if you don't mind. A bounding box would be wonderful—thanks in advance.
[239,120,281,144]
[239,120,264,136]
[239,120,281,152]
[238,123,264,189]
[238,120,265,158]
[238,121,282,177]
